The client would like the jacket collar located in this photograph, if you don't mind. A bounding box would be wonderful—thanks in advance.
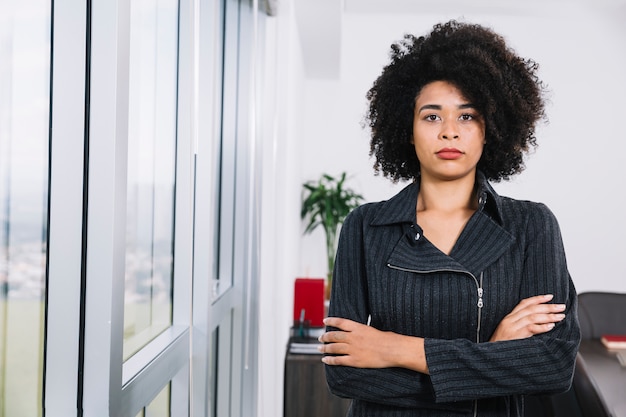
[370,171,504,227]
[386,208,514,277]
[373,172,513,276]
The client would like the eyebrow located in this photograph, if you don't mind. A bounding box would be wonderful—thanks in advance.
[417,103,476,112]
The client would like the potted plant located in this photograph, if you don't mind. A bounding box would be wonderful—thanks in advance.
[301,172,363,298]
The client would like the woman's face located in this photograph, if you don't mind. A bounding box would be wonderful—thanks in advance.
[412,80,486,182]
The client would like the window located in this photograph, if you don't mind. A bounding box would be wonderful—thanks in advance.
[135,382,171,417]
[191,0,260,415]
[3,0,263,415]
[124,0,179,361]
[0,1,50,416]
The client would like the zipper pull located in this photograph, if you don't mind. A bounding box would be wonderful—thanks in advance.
[477,287,484,308]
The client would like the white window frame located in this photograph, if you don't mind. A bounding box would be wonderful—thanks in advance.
[44,0,261,415]
[45,0,87,414]
[81,0,192,415]
[191,0,260,415]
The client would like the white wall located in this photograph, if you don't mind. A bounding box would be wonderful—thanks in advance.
[256,2,305,416]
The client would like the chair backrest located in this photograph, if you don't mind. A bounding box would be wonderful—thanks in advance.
[571,353,612,417]
[578,292,626,339]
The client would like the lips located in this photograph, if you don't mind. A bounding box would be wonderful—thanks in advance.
[436,148,464,160]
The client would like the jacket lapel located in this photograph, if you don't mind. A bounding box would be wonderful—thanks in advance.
[385,211,514,277]
[386,226,468,273]
[450,210,514,276]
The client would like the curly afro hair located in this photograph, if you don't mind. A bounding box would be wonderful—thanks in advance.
[366,20,546,182]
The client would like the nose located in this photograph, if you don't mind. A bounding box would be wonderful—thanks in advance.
[440,120,459,140]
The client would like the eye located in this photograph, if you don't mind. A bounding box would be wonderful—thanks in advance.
[459,113,474,121]
[425,114,440,122]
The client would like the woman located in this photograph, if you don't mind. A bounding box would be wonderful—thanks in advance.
[319,21,580,416]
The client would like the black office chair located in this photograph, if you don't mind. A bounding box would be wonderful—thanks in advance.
[526,292,626,417]
[570,353,612,417]
[572,292,626,417]
[529,354,612,417]
[578,292,626,339]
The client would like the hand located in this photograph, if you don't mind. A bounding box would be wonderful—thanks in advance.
[318,317,428,373]
[490,294,566,342]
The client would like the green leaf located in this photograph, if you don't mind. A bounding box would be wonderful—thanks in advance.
[300,171,364,278]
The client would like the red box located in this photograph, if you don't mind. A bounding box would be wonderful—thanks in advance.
[293,278,325,327]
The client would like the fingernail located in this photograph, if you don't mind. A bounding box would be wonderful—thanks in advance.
[547,323,555,329]
[557,314,566,320]
[556,304,566,311]
[544,294,554,300]
[316,345,323,352]
[321,356,328,364]
[323,318,329,325]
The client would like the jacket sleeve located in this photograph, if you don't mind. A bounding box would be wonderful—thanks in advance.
[324,206,473,412]
[425,203,581,403]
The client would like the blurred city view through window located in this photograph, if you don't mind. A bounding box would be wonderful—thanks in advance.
[0,1,51,416]
[123,0,178,363]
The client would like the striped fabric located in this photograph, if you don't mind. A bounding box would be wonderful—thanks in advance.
[325,175,581,417]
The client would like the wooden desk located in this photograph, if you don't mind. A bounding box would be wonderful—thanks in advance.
[284,339,351,417]
[579,340,626,417]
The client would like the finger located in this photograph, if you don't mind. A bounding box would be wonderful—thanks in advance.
[527,303,566,314]
[514,313,565,330]
[526,322,558,335]
[318,330,349,344]
[323,317,359,331]
[511,307,566,325]
[318,342,348,355]
[509,294,554,314]
[527,312,566,325]
[322,354,351,366]
[535,313,565,324]
[508,301,566,321]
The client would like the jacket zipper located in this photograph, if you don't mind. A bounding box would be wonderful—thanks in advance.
[474,272,483,417]
[386,264,484,416]
[386,264,484,315]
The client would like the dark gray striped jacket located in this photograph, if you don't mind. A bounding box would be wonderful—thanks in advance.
[325,176,580,417]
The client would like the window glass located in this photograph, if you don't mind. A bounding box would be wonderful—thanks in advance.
[134,382,170,417]
[124,0,179,361]
[0,1,51,416]
[210,327,219,417]
[212,0,233,302]
[145,382,171,417]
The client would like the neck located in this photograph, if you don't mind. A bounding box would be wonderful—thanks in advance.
[417,173,478,213]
